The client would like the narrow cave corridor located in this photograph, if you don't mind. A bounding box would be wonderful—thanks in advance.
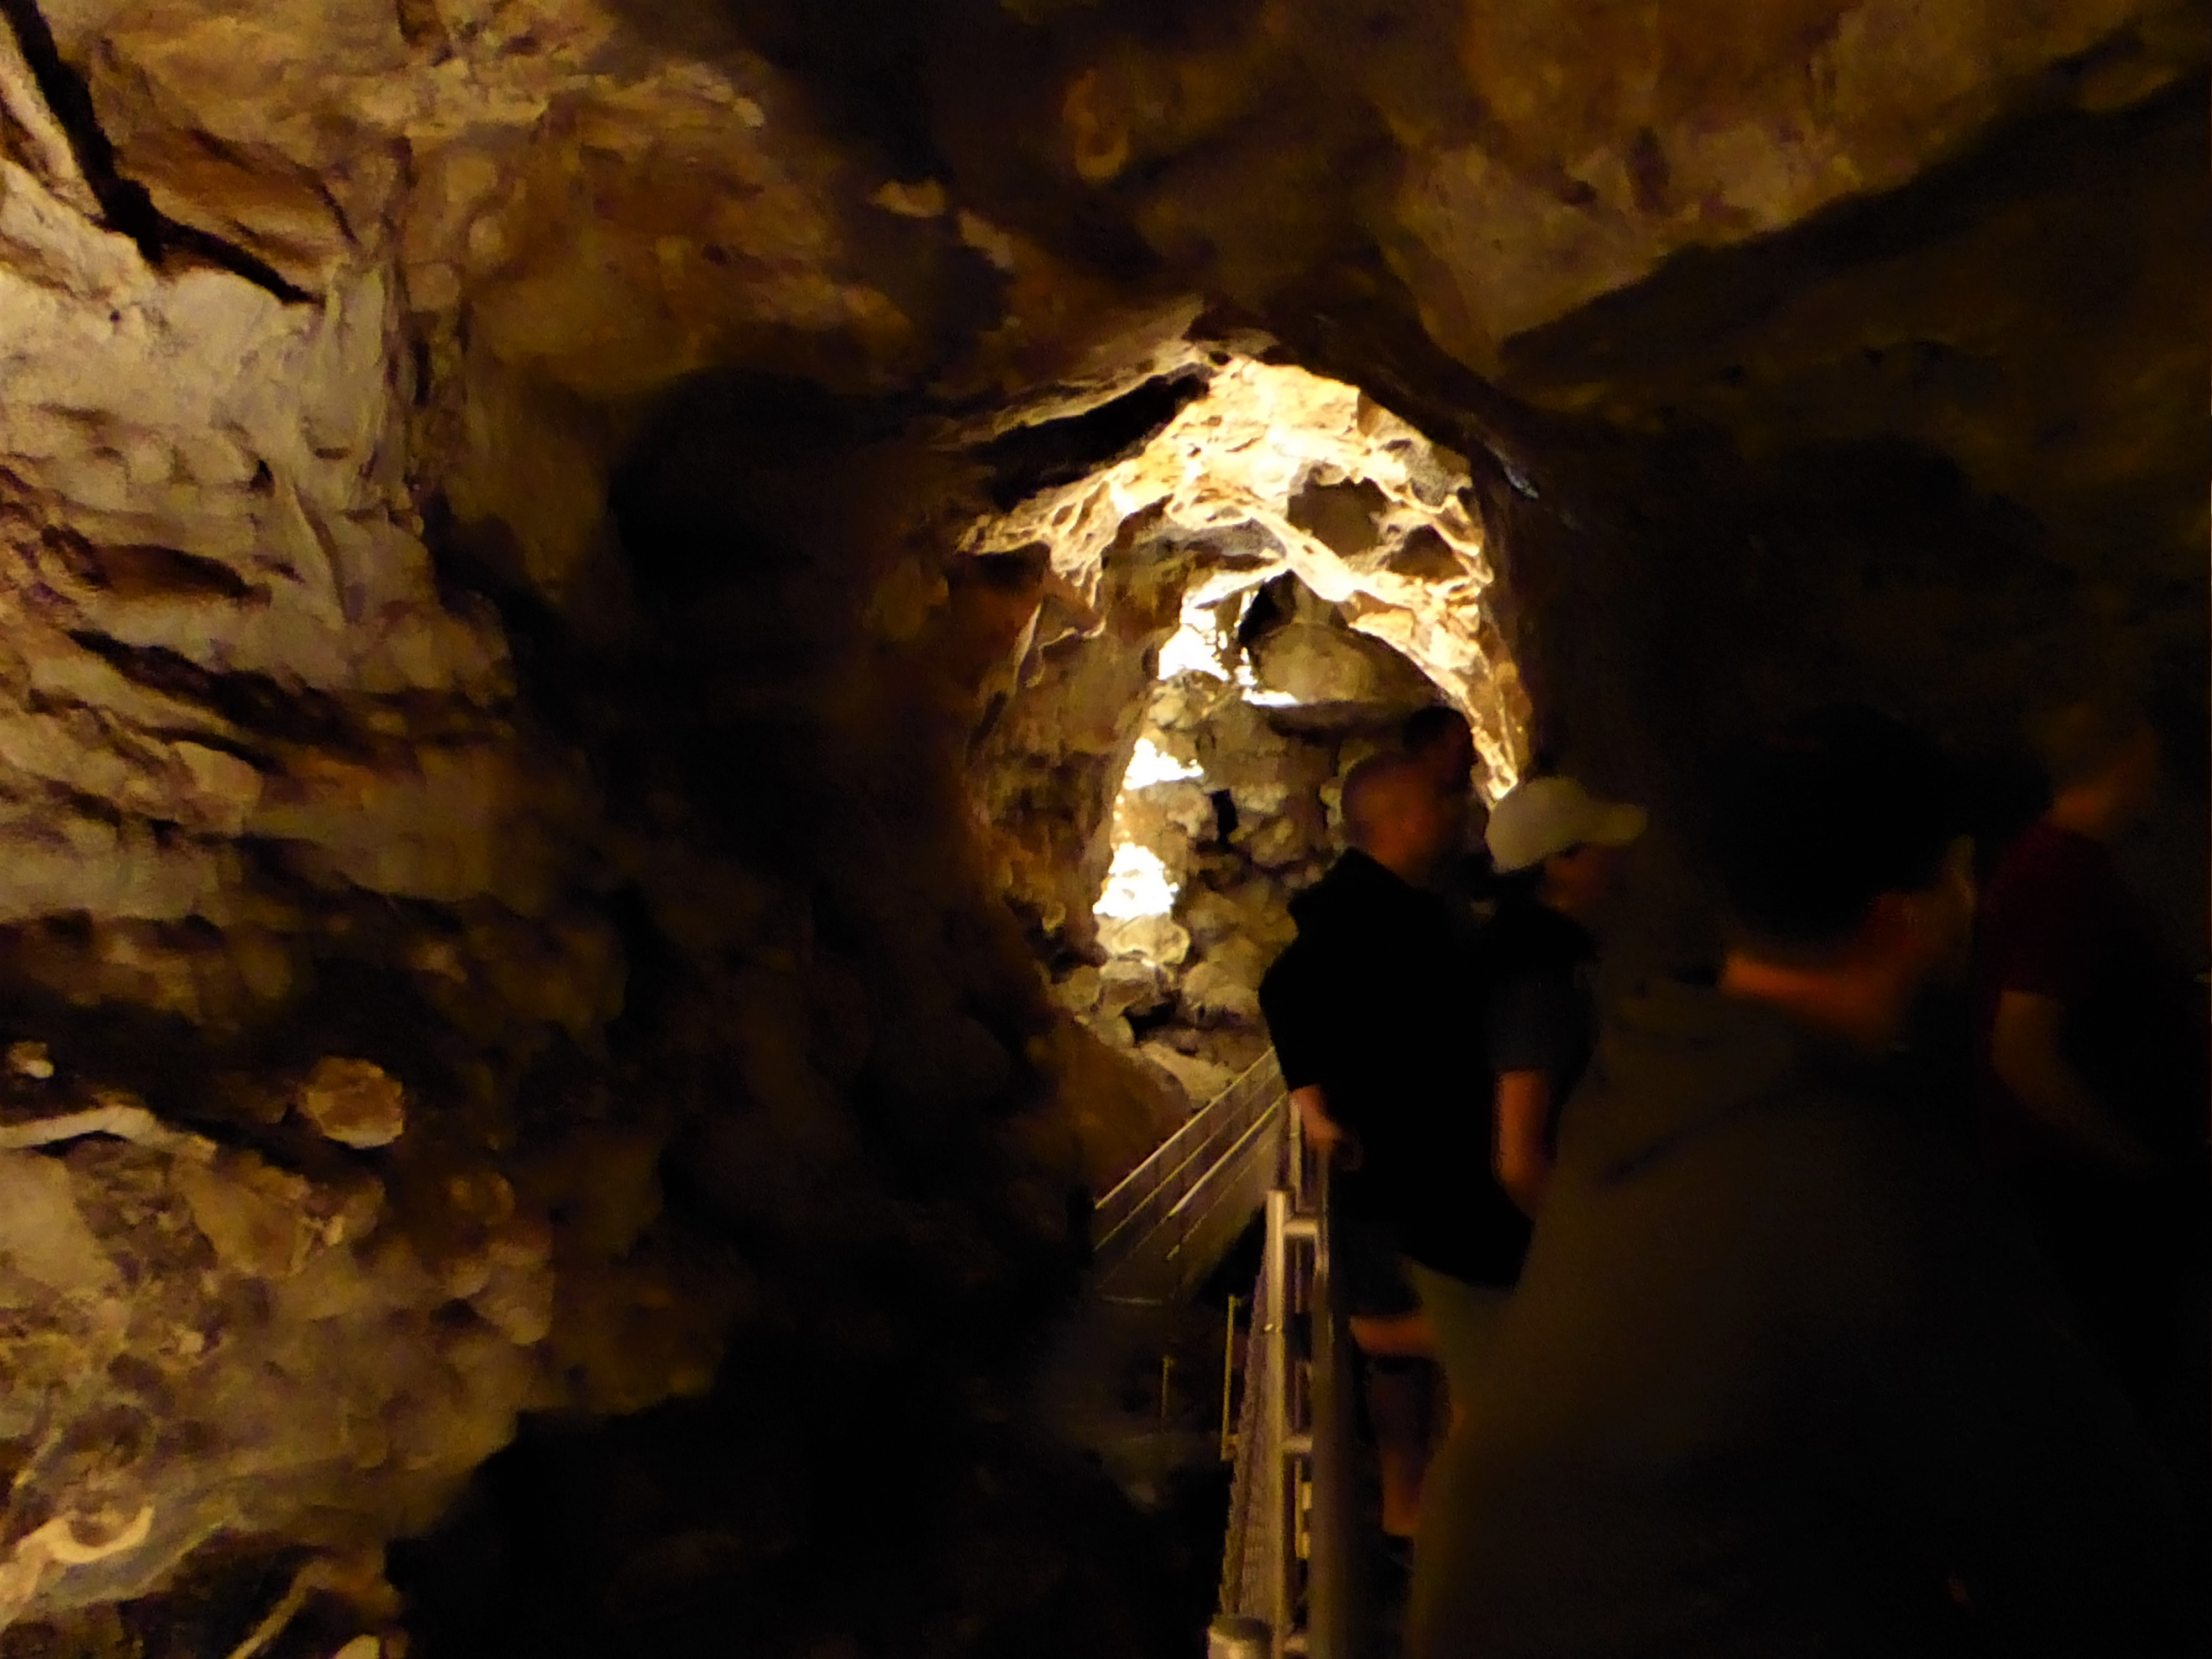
[0,4,2201,1658]
[966,355,1527,1138]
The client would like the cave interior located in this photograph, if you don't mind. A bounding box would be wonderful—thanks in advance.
[0,1,2202,1655]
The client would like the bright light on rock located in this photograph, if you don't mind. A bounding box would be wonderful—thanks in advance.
[1094,843,1179,920]
[1156,591,1232,681]
[966,354,1532,799]
[1156,618,1228,680]
[1121,738,1202,789]
[1232,661,1300,709]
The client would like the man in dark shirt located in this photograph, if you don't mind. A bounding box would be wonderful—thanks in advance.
[1976,697,2209,1443]
[1478,775,1647,1217]
[1258,752,1515,1534]
[1411,707,2203,1659]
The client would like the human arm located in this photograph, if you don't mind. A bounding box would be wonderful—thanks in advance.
[1261,946,1359,1167]
[1493,1071,1552,1217]
[1989,990,2154,1175]
[1291,1084,1359,1167]
[1485,968,1572,1214]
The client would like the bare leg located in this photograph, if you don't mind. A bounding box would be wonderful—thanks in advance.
[1345,1282,1440,1537]
[1349,1309,1436,1360]
[1364,1361,1435,1538]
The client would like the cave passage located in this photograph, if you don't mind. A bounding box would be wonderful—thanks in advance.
[0,5,2200,1658]
[968,354,1530,1130]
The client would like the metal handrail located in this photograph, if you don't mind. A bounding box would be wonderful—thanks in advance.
[1088,1048,1358,1656]
[1094,1052,1286,1305]
[1215,1093,1358,1659]
[1094,1054,1281,1251]
[1304,1154,1358,1659]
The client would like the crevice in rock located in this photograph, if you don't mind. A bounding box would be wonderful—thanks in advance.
[60,633,396,757]
[41,527,260,604]
[0,6,2198,1651]
[0,0,315,303]
[972,370,1213,510]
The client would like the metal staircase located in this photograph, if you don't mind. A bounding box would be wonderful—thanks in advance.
[1086,1054,1359,1659]
[1092,1053,1288,1304]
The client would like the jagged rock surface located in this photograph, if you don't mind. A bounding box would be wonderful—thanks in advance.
[1030,584,1438,1114]
[968,356,1528,975]
[0,7,1141,1646]
[0,0,2199,1652]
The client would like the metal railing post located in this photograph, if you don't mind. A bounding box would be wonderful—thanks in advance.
[1221,1292,1241,1463]
[1213,1057,1361,1659]
[1303,1156,1359,1659]
[1264,1187,1293,1659]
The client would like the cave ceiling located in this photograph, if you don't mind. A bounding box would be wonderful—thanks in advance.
[7,1,2200,576]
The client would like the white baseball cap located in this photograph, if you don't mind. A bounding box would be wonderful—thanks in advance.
[1486,776,1647,873]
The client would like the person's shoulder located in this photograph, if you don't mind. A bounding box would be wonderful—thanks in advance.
[1756,1062,1987,1237]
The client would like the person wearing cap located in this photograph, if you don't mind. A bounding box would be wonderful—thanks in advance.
[1478,774,1648,1218]
[1408,708,2203,1659]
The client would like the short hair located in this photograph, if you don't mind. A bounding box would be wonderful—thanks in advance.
[1697,706,1963,955]
[1342,751,1432,850]
[2034,697,2154,791]
[1401,705,1471,754]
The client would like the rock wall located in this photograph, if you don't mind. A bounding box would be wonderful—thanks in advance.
[1449,86,2211,984]
[968,355,1527,963]
[0,10,701,1641]
[377,380,1199,1659]
[1050,587,1444,1111]
[0,0,2199,1650]
[0,7,1187,1647]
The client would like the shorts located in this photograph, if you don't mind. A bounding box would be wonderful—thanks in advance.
[1405,1261,1511,1408]
[1332,1194,1420,1320]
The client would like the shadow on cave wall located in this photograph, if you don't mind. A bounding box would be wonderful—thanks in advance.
[391,371,1220,1659]
[1458,416,2210,995]
[1150,76,2211,990]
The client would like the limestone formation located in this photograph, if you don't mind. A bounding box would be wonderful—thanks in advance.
[968,358,1531,794]
[0,0,2197,1651]
[0,1092,543,1631]
[1005,581,1452,1115]
[296,1057,408,1149]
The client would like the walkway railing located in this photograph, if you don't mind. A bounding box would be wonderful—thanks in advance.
[1213,1099,1360,1659]
[1092,1053,1286,1305]
[1082,1052,1358,1659]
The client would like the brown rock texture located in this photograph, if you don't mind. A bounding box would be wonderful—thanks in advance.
[0,0,2198,1651]
[968,355,1527,966]
[297,1057,408,1148]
